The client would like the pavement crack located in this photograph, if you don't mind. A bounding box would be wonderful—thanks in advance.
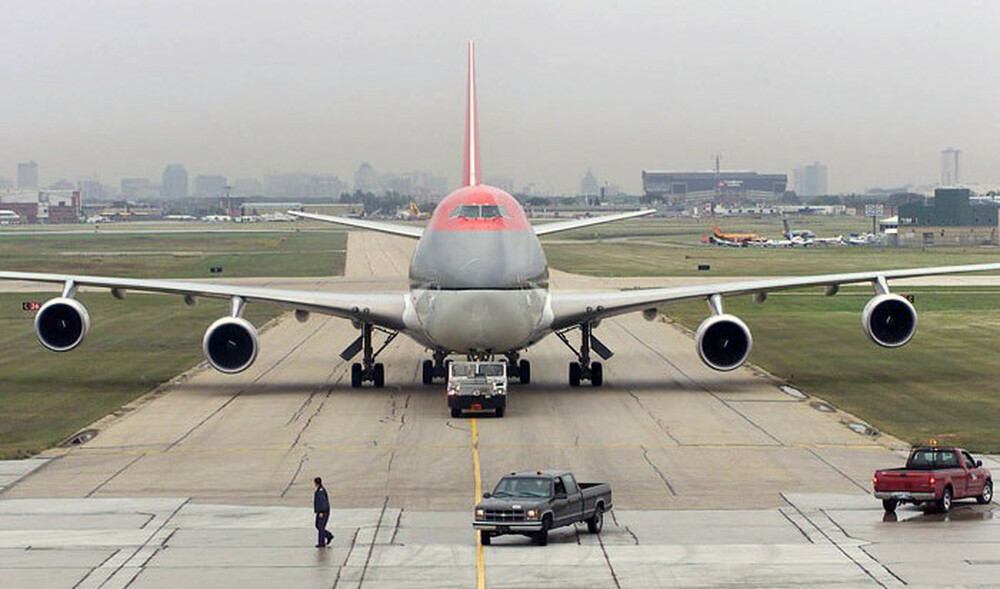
[86,453,145,498]
[807,448,872,493]
[390,508,403,544]
[357,496,389,589]
[280,454,309,499]
[597,528,623,589]
[628,390,682,445]
[640,445,677,496]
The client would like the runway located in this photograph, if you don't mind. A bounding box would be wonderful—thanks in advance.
[1,230,998,587]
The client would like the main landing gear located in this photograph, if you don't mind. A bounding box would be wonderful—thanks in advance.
[340,322,397,388]
[555,321,613,387]
[505,352,531,384]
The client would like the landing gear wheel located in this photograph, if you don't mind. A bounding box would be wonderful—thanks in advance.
[422,359,434,385]
[519,359,531,384]
[937,486,953,513]
[882,499,898,513]
[591,362,603,387]
[451,407,461,418]
[351,363,362,388]
[534,517,551,546]
[480,530,491,545]
[978,480,993,505]
[586,505,604,533]
[373,363,385,388]
[569,362,581,387]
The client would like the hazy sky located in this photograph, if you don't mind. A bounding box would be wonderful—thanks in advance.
[2,0,999,194]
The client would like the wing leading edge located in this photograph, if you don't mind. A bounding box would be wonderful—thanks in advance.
[549,263,1000,330]
[287,211,424,239]
[533,209,656,237]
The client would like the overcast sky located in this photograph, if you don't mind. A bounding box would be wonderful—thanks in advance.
[2,0,998,194]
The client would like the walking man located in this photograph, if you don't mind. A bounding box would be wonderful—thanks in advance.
[314,477,334,547]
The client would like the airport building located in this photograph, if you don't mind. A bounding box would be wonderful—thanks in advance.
[642,170,787,204]
[896,187,999,246]
[0,189,81,224]
[793,162,828,197]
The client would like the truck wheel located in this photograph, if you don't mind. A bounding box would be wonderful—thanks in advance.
[569,362,581,387]
[451,407,461,418]
[422,360,434,385]
[373,363,385,388]
[881,499,898,513]
[978,480,993,505]
[480,530,491,545]
[519,359,530,384]
[587,505,604,533]
[351,363,363,388]
[534,517,551,546]
[937,486,953,513]
[495,405,505,418]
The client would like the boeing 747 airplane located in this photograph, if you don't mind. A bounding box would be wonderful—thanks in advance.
[4,43,1000,395]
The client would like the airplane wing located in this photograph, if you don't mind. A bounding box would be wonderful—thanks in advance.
[549,263,1000,330]
[0,271,407,330]
[287,211,423,239]
[533,209,656,237]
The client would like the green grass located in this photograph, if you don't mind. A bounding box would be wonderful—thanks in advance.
[662,288,1000,452]
[0,230,346,278]
[0,293,282,458]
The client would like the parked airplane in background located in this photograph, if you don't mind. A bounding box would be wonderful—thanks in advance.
[711,225,760,245]
[3,43,1000,397]
[781,215,844,246]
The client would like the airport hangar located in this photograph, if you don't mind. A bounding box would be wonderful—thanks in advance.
[642,170,788,205]
[896,187,1000,246]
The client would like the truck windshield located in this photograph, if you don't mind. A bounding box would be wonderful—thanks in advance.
[492,477,550,498]
[907,449,961,469]
[478,364,503,377]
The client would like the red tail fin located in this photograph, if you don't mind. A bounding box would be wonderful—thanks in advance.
[462,41,481,187]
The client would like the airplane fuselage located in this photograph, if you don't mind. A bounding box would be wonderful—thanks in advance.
[402,185,552,354]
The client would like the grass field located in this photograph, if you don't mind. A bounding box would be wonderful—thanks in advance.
[662,287,1000,452]
[0,293,283,458]
[0,230,346,278]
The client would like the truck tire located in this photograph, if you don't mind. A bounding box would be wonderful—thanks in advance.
[587,504,604,533]
[881,499,898,513]
[534,516,551,546]
[451,407,461,418]
[936,486,953,513]
[495,405,505,418]
[978,480,993,505]
[480,530,491,545]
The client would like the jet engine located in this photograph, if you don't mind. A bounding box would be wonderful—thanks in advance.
[35,297,91,352]
[202,317,259,374]
[862,294,917,347]
[695,314,753,371]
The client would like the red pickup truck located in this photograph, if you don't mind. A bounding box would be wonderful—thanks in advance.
[873,447,993,513]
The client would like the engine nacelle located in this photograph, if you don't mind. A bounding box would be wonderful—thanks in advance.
[862,293,917,347]
[202,317,259,374]
[35,297,91,352]
[695,314,753,371]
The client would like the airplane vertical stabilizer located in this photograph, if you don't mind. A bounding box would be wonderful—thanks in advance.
[463,41,481,187]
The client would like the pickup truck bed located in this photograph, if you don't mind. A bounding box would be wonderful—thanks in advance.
[873,447,993,513]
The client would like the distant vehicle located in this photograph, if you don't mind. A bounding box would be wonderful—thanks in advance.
[201,215,232,223]
[164,214,197,221]
[873,446,992,513]
[473,470,612,546]
[446,360,508,417]
[0,210,21,224]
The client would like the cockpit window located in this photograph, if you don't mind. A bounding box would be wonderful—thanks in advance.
[448,205,509,219]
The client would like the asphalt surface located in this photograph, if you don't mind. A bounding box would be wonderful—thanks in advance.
[1,230,998,588]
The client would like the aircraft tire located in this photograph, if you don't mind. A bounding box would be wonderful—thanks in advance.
[373,363,385,388]
[518,359,530,384]
[591,362,603,387]
[351,363,363,388]
[422,360,434,385]
[569,362,581,387]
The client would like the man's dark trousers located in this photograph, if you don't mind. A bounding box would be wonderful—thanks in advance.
[315,512,333,547]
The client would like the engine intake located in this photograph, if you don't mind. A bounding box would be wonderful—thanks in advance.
[35,297,91,352]
[862,294,917,347]
[696,314,753,371]
[202,317,259,374]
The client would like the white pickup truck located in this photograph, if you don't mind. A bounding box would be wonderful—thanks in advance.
[447,361,507,418]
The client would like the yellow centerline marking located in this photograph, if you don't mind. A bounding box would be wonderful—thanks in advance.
[472,417,486,589]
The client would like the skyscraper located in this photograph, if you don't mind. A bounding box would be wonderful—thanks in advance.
[194,174,227,198]
[161,164,188,199]
[941,148,961,185]
[17,161,38,189]
[793,162,828,197]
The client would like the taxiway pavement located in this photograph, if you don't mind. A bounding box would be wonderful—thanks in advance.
[1,230,997,587]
